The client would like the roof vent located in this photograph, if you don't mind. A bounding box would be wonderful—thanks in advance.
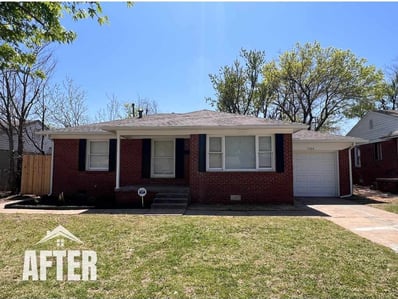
[138,108,143,119]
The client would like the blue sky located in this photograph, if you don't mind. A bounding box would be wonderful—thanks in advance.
[53,2,398,132]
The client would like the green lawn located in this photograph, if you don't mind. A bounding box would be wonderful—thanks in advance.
[371,202,398,214]
[0,214,397,298]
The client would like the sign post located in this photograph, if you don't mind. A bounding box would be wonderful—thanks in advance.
[137,187,147,208]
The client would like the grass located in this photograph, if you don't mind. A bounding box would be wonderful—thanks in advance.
[351,194,398,215]
[370,202,398,214]
[0,214,397,298]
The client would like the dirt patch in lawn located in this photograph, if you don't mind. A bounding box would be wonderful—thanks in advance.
[354,185,398,203]
[353,185,398,214]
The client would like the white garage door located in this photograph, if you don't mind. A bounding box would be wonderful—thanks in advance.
[293,152,338,197]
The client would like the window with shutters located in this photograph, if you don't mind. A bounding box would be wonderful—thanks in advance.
[207,135,275,171]
[86,140,109,171]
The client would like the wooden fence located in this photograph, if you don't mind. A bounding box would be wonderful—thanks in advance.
[20,154,51,195]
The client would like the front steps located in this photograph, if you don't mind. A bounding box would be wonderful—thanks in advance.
[151,191,189,210]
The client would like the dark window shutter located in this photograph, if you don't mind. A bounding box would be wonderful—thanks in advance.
[175,139,185,178]
[108,139,117,172]
[142,139,151,178]
[78,139,87,171]
[198,134,206,172]
[275,134,284,173]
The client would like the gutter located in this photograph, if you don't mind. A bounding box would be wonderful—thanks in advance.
[48,142,54,196]
[340,142,356,198]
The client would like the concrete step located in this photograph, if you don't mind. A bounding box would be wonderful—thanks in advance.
[153,198,188,204]
[156,193,189,198]
[150,189,190,210]
[151,202,188,209]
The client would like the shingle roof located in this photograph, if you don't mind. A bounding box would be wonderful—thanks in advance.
[293,129,366,143]
[103,110,305,128]
[374,110,398,117]
[40,110,306,135]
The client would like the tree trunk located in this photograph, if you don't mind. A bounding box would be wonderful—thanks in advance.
[6,130,16,191]
[15,122,25,192]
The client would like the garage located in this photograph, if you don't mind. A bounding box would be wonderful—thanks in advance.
[293,152,338,197]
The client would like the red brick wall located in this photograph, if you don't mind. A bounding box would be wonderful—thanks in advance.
[352,139,398,186]
[52,139,115,198]
[53,139,189,199]
[338,149,350,196]
[119,139,189,186]
[119,139,142,186]
[189,134,294,204]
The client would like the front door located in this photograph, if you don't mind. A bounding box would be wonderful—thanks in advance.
[151,139,175,178]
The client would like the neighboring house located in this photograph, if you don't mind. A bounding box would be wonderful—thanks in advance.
[39,110,362,204]
[0,120,52,154]
[347,110,398,190]
[0,120,52,189]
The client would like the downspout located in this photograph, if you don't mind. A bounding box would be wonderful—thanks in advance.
[340,142,356,198]
[115,131,121,190]
[48,137,54,196]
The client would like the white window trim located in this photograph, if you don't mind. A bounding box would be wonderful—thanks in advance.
[208,136,224,170]
[206,135,275,172]
[354,146,361,168]
[375,143,383,161]
[151,138,176,178]
[86,140,109,171]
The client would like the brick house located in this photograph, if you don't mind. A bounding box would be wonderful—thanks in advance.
[39,110,362,206]
[347,110,398,192]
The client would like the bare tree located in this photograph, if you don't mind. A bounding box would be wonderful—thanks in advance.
[47,77,89,128]
[125,96,159,118]
[94,93,123,122]
[0,45,55,190]
[29,85,51,154]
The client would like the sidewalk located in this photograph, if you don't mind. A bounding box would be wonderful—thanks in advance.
[298,197,398,253]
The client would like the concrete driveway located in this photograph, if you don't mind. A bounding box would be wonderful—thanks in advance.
[298,197,398,253]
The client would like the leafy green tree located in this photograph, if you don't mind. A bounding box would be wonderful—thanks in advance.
[0,2,109,67]
[207,43,384,131]
[378,68,398,110]
[206,49,274,117]
[262,42,385,131]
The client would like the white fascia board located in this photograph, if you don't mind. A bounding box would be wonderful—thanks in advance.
[293,141,356,152]
[41,124,306,140]
[47,133,116,140]
[293,137,367,144]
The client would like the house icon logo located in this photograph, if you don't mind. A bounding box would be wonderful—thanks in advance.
[23,225,97,281]
[36,225,83,247]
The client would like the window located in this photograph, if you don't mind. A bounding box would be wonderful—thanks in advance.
[207,135,274,171]
[209,137,223,169]
[354,146,361,168]
[258,136,273,168]
[374,143,382,161]
[87,140,109,170]
[151,139,175,177]
[225,136,256,169]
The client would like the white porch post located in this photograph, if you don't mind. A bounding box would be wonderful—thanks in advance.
[116,131,121,189]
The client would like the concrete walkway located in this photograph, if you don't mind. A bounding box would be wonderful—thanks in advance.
[298,198,398,253]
